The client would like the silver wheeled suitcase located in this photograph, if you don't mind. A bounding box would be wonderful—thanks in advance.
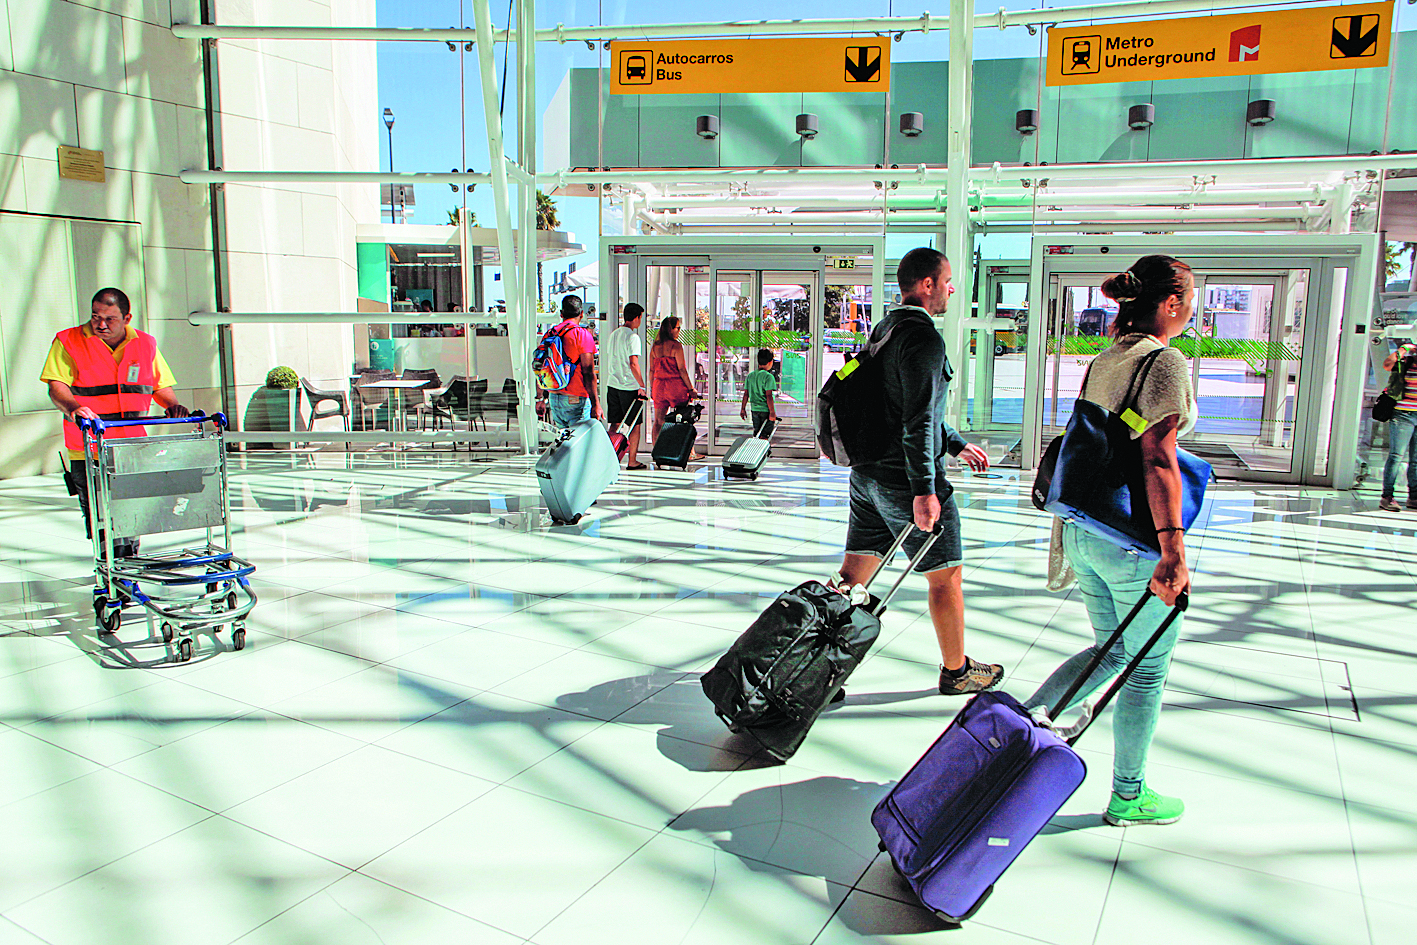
[721,418,776,481]
[536,418,619,525]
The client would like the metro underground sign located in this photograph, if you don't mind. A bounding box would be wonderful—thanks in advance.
[1046,1,1392,86]
[610,38,890,95]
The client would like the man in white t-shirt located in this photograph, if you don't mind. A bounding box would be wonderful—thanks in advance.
[604,303,648,469]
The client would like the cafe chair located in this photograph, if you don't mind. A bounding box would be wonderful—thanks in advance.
[353,368,395,432]
[299,376,351,450]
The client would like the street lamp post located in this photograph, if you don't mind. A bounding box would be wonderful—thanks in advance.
[383,107,395,223]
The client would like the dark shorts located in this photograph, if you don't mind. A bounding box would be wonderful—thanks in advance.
[607,386,643,429]
[750,411,772,437]
[845,469,963,572]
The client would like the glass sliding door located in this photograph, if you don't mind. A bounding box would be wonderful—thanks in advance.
[1181,271,1308,476]
[760,271,819,454]
[1040,276,1113,453]
[640,259,710,455]
[962,267,1029,464]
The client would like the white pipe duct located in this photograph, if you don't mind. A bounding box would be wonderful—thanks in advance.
[641,188,1334,210]
[180,170,492,185]
[550,153,1417,188]
[180,156,1417,191]
[171,0,1320,43]
[643,206,1320,225]
[188,312,505,325]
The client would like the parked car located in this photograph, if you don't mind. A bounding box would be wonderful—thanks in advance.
[824,328,863,352]
[1078,306,1116,336]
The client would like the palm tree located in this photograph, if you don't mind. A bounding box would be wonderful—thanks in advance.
[446,207,476,227]
[535,190,559,307]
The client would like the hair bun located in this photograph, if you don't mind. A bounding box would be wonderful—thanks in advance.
[1102,269,1143,303]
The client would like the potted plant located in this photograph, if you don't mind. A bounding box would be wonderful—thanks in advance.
[242,366,306,449]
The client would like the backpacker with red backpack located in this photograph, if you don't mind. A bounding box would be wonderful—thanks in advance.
[534,322,579,391]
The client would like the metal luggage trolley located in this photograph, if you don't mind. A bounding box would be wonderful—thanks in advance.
[79,412,256,661]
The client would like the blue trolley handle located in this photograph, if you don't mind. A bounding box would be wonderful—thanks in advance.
[78,411,228,435]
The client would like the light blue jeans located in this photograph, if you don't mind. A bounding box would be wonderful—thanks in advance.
[1381,410,1417,500]
[549,392,591,430]
[1025,522,1183,797]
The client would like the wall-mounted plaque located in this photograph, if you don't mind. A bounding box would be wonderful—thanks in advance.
[57,146,106,183]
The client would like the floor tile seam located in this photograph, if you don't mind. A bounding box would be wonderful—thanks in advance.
[123,705,372,782]
[222,868,371,945]
[228,770,503,877]
[0,737,108,814]
[531,813,856,945]
[237,699,460,765]
[0,913,55,945]
[1322,694,1379,945]
[1159,685,1355,724]
[0,810,227,915]
[1115,823,1370,895]
[311,870,533,945]
[482,662,694,726]
[162,642,383,710]
[824,881,1068,945]
[370,710,612,784]
[506,745,747,845]
[6,666,172,730]
[520,828,665,944]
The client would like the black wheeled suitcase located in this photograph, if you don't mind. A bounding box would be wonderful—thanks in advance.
[652,402,702,470]
[700,524,938,761]
[721,418,776,481]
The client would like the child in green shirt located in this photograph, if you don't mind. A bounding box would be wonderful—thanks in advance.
[739,348,778,438]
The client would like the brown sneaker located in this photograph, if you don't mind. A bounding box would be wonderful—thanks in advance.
[938,657,1005,695]
[1379,496,1401,512]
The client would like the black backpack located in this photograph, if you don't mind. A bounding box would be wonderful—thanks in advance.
[816,325,897,466]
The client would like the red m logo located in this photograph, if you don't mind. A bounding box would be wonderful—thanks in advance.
[1229,25,1261,62]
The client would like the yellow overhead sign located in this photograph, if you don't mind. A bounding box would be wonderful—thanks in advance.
[609,38,889,95]
[1047,2,1392,86]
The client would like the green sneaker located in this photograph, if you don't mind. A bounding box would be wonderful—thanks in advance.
[1104,785,1184,826]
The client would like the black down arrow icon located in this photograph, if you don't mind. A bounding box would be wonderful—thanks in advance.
[1331,15,1380,59]
[845,46,882,82]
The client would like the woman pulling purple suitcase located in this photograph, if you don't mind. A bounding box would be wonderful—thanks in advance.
[1024,254,1199,827]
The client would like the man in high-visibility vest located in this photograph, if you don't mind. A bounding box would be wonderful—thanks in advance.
[40,287,188,556]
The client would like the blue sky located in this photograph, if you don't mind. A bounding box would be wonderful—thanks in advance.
[374,2,1417,298]
[372,0,1057,301]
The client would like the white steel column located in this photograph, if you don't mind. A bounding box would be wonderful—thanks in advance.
[472,0,531,452]
[517,0,539,454]
[944,0,974,427]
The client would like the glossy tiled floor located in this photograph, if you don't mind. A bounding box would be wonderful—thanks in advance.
[2,452,1415,945]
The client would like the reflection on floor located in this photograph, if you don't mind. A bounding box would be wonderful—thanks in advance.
[1,453,1414,945]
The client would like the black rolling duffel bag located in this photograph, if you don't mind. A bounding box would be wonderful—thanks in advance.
[700,523,939,761]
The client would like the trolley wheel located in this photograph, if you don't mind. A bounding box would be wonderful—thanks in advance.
[161,622,174,644]
[99,607,121,635]
[206,582,218,596]
[232,626,247,651]
[226,591,238,612]
[178,637,193,662]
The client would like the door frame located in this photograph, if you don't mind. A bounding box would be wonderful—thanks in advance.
[1024,235,1378,487]
[960,261,1030,440]
[602,235,885,456]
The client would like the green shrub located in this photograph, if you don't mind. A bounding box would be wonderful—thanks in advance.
[265,366,299,389]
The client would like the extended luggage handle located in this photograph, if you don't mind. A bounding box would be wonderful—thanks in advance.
[859,524,943,617]
[615,397,646,436]
[1048,589,1189,746]
[752,416,778,442]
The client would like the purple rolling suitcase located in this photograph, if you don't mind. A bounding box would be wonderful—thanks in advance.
[871,589,1187,923]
